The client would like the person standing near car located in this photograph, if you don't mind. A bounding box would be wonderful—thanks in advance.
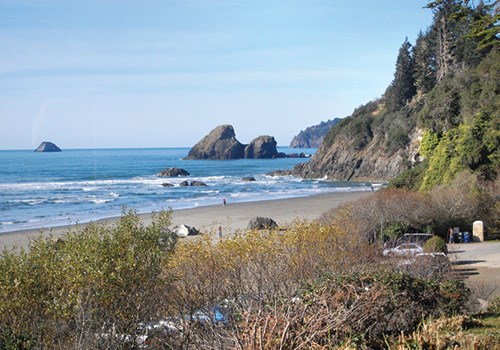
[449,227,454,244]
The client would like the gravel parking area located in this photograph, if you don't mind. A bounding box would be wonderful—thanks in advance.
[448,241,500,302]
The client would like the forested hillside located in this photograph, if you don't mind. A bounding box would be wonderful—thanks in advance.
[294,0,499,191]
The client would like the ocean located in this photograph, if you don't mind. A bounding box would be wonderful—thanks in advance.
[0,147,371,233]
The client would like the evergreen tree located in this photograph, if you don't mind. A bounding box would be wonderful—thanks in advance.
[385,38,416,112]
[469,0,499,50]
[413,29,437,95]
[426,0,462,82]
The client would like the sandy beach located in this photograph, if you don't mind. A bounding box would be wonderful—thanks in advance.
[0,191,371,250]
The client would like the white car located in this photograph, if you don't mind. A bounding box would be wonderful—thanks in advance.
[383,243,423,257]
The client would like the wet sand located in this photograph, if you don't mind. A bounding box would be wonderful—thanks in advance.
[0,191,371,250]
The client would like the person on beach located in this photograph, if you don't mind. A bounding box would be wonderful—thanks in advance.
[223,198,227,206]
[449,227,454,244]
[217,225,223,238]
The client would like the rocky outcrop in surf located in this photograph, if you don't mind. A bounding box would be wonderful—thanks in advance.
[158,168,190,177]
[184,125,246,160]
[244,135,279,159]
[186,125,311,160]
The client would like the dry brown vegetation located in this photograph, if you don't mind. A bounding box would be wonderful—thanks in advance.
[322,171,498,242]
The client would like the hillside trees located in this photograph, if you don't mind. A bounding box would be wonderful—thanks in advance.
[418,49,500,189]
[414,30,437,95]
[427,0,463,82]
[385,39,417,112]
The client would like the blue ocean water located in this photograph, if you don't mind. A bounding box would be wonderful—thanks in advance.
[0,147,370,233]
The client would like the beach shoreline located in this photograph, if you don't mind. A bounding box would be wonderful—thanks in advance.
[0,191,371,250]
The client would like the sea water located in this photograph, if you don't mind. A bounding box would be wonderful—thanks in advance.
[0,147,370,233]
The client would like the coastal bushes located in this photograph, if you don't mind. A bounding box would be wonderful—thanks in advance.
[0,209,176,349]
[0,207,474,349]
[156,218,465,349]
[423,236,447,253]
[325,175,497,242]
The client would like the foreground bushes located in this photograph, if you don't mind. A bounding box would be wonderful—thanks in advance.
[156,219,466,349]
[0,207,472,349]
[232,271,467,349]
[0,210,176,349]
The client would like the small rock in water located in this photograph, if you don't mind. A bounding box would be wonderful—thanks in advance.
[34,141,61,152]
[190,181,207,187]
[158,167,190,177]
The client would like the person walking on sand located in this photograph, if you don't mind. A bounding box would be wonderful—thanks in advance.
[217,225,223,238]
[449,227,454,244]
[223,198,227,206]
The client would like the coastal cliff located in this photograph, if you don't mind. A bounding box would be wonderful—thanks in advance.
[293,3,499,189]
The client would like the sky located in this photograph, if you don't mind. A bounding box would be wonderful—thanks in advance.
[0,1,434,150]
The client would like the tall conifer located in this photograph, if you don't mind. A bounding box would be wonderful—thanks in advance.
[385,39,416,112]
[413,30,437,95]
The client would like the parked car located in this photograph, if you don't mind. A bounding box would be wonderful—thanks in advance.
[383,243,424,256]
[395,252,450,277]
[384,233,433,249]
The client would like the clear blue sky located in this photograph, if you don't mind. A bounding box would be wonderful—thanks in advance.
[1,1,433,150]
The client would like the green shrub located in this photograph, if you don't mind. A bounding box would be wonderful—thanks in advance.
[424,236,447,253]
[420,130,440,158]
[385,125,410,154]
[389,161,428,190]
[382,222,409,241]
[0,209,177,349]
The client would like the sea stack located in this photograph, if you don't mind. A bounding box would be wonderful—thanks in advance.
[34,142,62,152]
[184,125,245,160]
[244,135,279,159]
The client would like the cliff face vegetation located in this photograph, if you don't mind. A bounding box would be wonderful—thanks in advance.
[294,0,499,189]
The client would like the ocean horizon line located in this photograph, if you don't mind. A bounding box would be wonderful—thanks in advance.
[0,145,310,152]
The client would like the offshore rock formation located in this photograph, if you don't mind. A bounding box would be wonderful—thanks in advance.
[244,135,279,159]
[158,168,190,177]
[184,125,245,160]
[290,118,341,148]
[185,125,286,160]
[34,141,61,152]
